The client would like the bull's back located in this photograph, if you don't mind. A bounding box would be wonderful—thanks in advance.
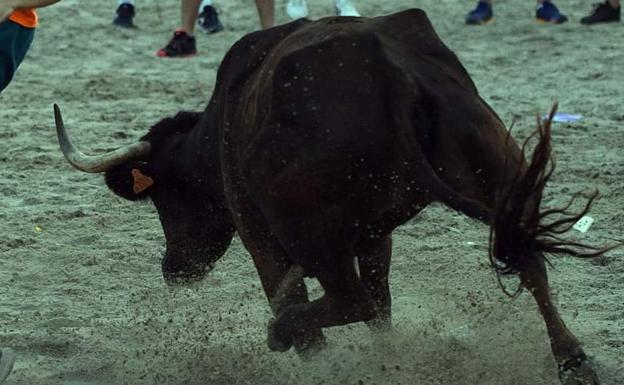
[216,9,502,223]
[236,18,410,213]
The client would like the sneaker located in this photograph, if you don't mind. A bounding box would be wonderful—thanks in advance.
[286,0,309,20]
[0,348,16,384]
[535,1,568,24]
[581,1,621,24]
[335,0,360,17]
[465,2,493,25]
[156,30,197,58]
[197,5,224,34]
[113,3,136,28]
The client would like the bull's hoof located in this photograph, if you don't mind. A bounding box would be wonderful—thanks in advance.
[558,356,601,385]
[267,318,294,352]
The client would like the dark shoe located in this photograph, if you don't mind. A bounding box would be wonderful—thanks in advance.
[156,30,197,58]
[466,2,493,25]
[113,3,136,28]
[581,1,621,24]
[197,5,224,34]
[536,1,568,24]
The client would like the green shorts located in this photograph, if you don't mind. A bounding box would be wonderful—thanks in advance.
[0,19,35,93]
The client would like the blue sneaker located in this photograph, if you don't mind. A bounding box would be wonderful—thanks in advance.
[536,1,568,24]
[466,1,493,25]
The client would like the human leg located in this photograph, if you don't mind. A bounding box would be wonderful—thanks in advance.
[180,0,202,35]
[156,0,201,58]
[0,20,34,93]
[253,0,274,29]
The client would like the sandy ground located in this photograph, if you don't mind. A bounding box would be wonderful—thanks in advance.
[0,0,622,384]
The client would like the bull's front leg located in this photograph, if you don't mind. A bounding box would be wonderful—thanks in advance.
[264,264,327,355]
[356,236,393,332]
[246,244,327,356]
[519,257,600,385]
[268,259,376,352]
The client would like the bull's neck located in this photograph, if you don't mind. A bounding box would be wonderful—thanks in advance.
[175,107,224,194]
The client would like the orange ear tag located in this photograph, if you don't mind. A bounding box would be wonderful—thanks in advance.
[131,169,154,194]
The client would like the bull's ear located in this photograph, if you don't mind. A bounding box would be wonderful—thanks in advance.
[105,161,154,201]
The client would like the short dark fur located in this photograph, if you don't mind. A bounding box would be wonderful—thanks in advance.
[105,111,203,201]
[65,10,612,384]
[139,111,202,146]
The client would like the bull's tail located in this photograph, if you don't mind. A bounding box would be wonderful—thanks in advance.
[488,103,617,294]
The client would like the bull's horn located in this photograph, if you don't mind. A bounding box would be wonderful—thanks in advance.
[54,104,151,173]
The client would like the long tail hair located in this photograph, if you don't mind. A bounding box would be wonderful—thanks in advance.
[489,103,617,297]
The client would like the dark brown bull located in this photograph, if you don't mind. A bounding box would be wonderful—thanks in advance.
[55,9,612,385]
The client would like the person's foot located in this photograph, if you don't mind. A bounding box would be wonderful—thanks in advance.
[581,1,621,24]
[197,5,224,34]
[465,2,493,25]
[335,0,360,16]
[0,348,16,384]
[535,1,568,24]
[156,31,197,58]
[113,3,136,28]
[286,0,309,20]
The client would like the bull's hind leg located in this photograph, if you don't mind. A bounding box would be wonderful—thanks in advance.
[356,236,393,332]
[268,255,376,352]
[520,257,600,385]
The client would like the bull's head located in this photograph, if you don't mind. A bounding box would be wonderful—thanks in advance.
[54,104,235,284]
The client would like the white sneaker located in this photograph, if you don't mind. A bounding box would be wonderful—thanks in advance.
[335,0,360,16]
[286,0,309,20]
[0,348,16,384]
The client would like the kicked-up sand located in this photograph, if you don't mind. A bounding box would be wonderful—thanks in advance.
[0,0,622,384]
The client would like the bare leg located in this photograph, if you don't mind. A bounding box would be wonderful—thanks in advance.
[356,236,393,331]
[181,0,202,35]
[253,0,274,29]
[519,257,600,385]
